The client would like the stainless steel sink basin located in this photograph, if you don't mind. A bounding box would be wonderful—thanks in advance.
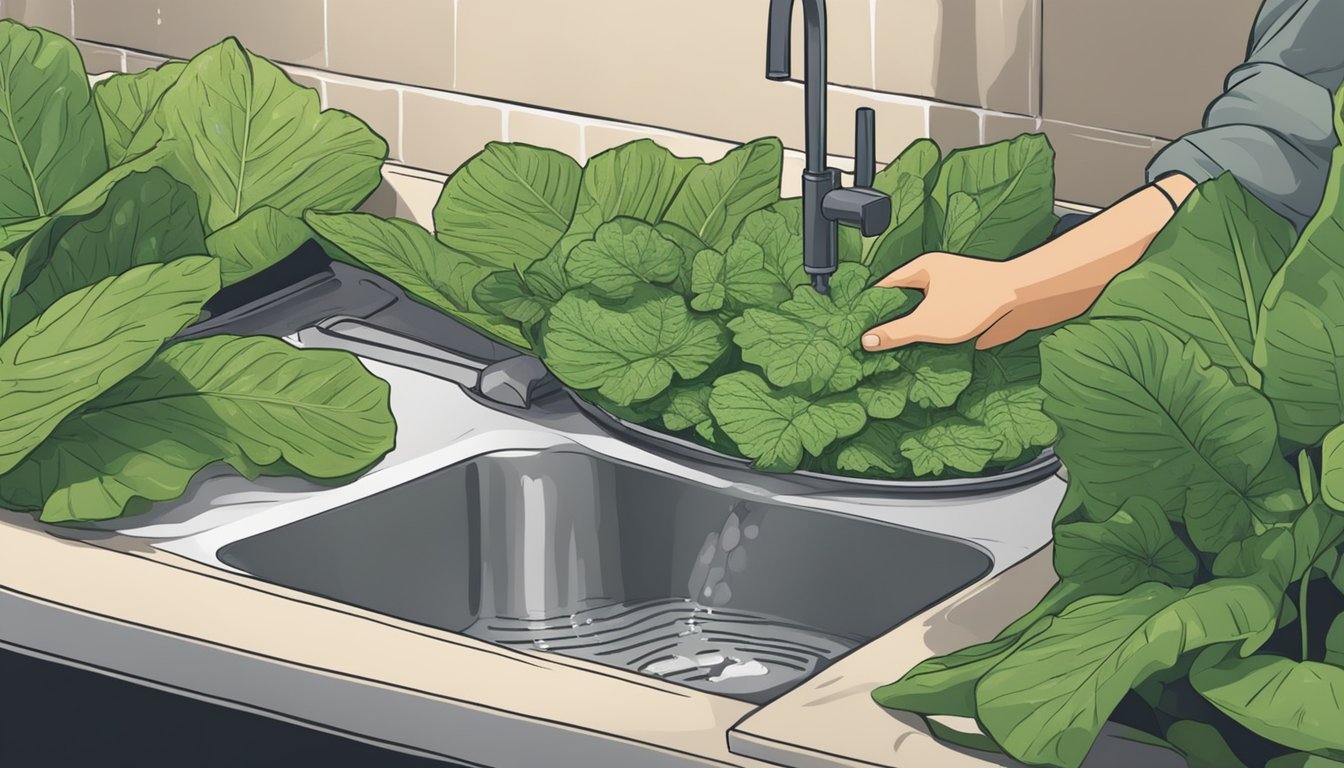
[215,448,992,702]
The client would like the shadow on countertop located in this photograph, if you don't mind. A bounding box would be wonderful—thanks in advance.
[0,649,473,768]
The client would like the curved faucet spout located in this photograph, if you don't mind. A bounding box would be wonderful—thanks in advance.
[766,0,827,174]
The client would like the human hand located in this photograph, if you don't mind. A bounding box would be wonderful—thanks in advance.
[859,252,1098,351]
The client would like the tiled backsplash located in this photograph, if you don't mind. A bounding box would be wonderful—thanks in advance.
[3,0,1263,206]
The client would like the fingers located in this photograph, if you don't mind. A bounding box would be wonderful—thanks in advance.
[875,256,935,289]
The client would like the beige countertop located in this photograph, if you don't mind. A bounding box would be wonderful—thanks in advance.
[0,511,1181,768]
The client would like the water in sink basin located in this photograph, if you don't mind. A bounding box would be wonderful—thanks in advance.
[217,449,992,703]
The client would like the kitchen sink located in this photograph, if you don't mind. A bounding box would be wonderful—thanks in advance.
[215,448,992,702]
[82,256,1063,706]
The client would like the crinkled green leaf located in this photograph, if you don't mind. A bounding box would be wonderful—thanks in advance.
[664,137,782,251]
[1093,174,1294,387]
[474,269,547,328]
[0,256,219,475]
[6,169,206,331]
[957,339,1055,461]
[976,579,1281,768]
[899,419,1001,476]
[93,61,186,165]
[1041,320,1302,552]
[1191,649,1344,757]
[151,38,386,233]
[207,205,313,286]
[1054,497,1199,592]
[729,263,912,396]
[1268,755,1344,768]
[0,21,106,225]
[854,372,913,419]
[890,343,974,409]
[565,218,681,299]
[709,371,866,472]
[541,287,727,406]
[835,421,912,476]
[690,207,804,314]
[0,335,394,522]
[662,383,715,441]
[560,139,699,255]
[305,211,527,348]
[433,142,581,272]
[927,133,1057,260]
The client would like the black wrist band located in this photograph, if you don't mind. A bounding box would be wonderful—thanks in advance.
[1152,182,1179,212]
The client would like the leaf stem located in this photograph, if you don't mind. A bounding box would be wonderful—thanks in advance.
[1301,567,1312,661]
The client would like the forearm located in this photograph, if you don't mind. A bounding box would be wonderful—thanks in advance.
[1007,174,1197,306]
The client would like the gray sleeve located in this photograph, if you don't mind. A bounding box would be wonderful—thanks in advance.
[1145,0,1344,230]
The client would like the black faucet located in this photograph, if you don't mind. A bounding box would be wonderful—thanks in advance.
[767,0,892,294]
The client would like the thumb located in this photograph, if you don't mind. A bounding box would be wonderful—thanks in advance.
[862,315,942,351]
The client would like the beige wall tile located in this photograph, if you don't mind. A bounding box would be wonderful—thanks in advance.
[1042,120,1161,206]
[281,67,326,100]
[73,0,324,67]
[401,90,504,173]
[828,88,928,167]
[982,112,1039,145]
[6,0,73,36]
[507,111,584,160]
[928,104,981,152]
[455,0,802,151]
[78,41,122,74]
[1042,0,1261,140]
[123,51,167,74]
[327,0,453,91]
[874,0,1039,114]
[325,79,402,161]
[789,0,873,89]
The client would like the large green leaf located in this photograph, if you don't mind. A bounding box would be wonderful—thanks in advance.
[93,61,187,165]
[433,142,581,271]
[863,138,941,275]
[663,137,782,251]
[0,21,107,225]
[1041,320,1302,552]
[709,371,866,472]
[1191,649,1344,758]
[559,139,700,255]
[564,218,682,299]
[6,169,206,331]
[975,579,1281,768]
[1093,174,1294,387]
[207,205,313,285]
[927,133,1056,260]
[151,38,385,233]
[1054,497,1199,591]
[1164,720,1250,768]
[1255,93,1344,447]
[0,256,219,475]
[0,335,394,522]
[305,211,527,348]
[541,287,727,405]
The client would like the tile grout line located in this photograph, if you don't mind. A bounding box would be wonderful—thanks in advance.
[868,0,877,89]
[322,0,329,69]
[452,0,459,91]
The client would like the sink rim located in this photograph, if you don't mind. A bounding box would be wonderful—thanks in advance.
[568,391,1062,495]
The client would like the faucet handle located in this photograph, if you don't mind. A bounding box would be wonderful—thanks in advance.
[855,107,876,188]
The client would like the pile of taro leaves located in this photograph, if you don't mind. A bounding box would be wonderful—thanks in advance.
[0,21,396,523]
[310,128,1061,481]
[873,85,1344,767]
